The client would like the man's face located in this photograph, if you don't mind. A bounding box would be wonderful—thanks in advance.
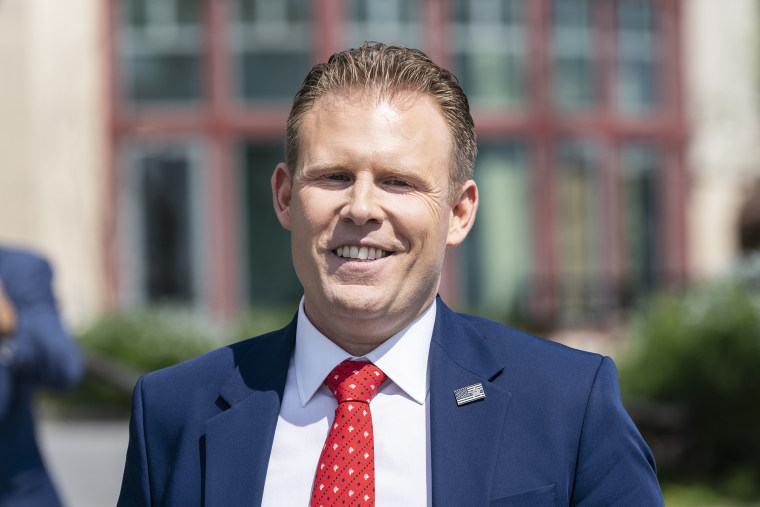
[272,91,477,350]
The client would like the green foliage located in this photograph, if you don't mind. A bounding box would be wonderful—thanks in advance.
[233,303,299,342]
[78,303,298,374]
[41,375,134,418]
[622,284,760,403]
[79,307,234,374]
[45,304,298,417]
[620,281,760,495]
[662,481,760,507]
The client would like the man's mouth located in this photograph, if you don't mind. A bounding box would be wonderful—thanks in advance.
[333,245,392,261]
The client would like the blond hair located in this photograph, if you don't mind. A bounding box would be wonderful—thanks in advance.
[286,42,477,200]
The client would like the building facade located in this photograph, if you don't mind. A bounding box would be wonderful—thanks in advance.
[0,0,756,330]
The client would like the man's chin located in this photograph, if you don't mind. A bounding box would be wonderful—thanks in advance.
[326,292,389,317]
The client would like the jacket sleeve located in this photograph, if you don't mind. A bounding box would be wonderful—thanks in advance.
[3,254,83,389]
[570,356,664,506]
[118,376,152,506]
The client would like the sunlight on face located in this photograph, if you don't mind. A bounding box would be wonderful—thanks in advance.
[272,90,477,351]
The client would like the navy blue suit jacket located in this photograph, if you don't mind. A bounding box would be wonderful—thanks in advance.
[0,246,84,506]
[118,298,663,506]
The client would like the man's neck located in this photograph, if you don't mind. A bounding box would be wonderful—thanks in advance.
[302,298,435,357]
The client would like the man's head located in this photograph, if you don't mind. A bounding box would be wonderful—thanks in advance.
[272,43,479,355]
[285,42,477,201]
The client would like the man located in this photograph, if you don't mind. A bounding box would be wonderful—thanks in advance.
[118,43,663,506]
[0,244,84,506]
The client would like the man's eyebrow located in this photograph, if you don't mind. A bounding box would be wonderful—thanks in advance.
[301,161,422,181]
[374,165,424,181]
[301,161,350,174]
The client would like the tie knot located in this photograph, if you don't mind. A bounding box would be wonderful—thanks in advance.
[324,360,386,404]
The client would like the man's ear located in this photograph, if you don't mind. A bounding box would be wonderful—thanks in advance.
[272,162,293,230]
[446,180,478,246]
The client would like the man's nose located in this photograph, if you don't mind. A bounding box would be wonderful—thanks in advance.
[340,179,383,225]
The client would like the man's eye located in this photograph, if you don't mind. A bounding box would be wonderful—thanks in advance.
[326,174,350,181]
[389,179,410,187]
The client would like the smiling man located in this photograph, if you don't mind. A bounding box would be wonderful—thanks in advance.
[271,87,475,356]
[118,43,663,506]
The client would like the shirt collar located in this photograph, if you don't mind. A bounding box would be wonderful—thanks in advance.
[294,297,435,407]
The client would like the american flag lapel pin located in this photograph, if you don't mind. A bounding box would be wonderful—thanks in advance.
[454,383,486,406]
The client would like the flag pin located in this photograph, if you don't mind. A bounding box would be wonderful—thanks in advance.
[454,383,485,406]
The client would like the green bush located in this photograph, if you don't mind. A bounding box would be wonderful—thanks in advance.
[78,303,298,374]
[620,281,760,496]
[80,307,233,374]
[233,303,299,342]
[45,304,298,417]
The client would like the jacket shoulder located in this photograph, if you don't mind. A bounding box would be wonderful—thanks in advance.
[457,312,604,366]
[448,311,609,404]
[0,245,51,280]
[139,328,284,395]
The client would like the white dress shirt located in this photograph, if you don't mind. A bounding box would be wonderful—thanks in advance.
[261,298,435,506]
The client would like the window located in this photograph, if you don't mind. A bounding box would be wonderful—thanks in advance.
[120,0,204,106]
[620,142,661,301]
[229,0,311,103]
[108,0,685,323]
[239,142,301,304]
[616,0,659,113]
[345,0,422,48]
[552,0,597,110]
[553,140,607,321]
[455,0,685,324]
[451,0,527,109]
[467,143,532,318]
[119,141,207,307]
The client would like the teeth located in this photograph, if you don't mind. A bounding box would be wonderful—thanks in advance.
[334,246,389,260]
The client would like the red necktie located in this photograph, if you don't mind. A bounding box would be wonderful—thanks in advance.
[310,360,387,506]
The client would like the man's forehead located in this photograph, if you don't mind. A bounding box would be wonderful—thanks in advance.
[309,87,438,116]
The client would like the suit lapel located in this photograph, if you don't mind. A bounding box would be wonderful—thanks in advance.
[201,302,511,506]
[204,318,296,507]
[429,300,512,506]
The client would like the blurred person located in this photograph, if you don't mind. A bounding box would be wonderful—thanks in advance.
[118,43,663,506]
[0,244,84,506]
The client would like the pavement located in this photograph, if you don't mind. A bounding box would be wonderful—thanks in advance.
[38,418,130,507]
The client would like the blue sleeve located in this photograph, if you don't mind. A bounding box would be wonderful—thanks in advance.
[118,376,153,506]
[570,356,664,506]
[4,254,83,389]
[0,358,11,418]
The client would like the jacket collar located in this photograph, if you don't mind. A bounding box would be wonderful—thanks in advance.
[203,299,512,506]
[429,298,512,506]
[204,316,296,507]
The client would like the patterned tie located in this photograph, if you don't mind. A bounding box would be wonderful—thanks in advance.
[310,360,387,507]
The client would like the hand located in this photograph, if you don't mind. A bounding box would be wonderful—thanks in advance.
[0,277,17,337]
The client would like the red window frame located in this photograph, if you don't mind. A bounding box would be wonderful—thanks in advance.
[103,0,686,322]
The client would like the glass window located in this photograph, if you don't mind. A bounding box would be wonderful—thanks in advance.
[466,142,531,319]
[119,141,207,306]
[345,0,422,48]
[551,0,597,110]
[620,142,660,302]
[239,142,301,305]
[451,0,528,109]
[120,0,204,106]
[616,0,659,114]
[554,140,604,321]
[229,0,312,103]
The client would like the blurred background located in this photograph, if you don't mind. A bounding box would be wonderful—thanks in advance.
[1,0,760,505]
